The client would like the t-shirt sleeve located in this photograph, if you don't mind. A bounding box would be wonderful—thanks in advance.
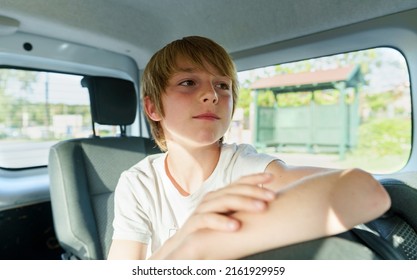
[111,170,152,244]
[230,144,282,182]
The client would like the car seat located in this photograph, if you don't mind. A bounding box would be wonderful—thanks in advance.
[48,76,160,259]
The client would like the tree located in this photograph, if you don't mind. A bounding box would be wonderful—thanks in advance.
[0,69,37,126]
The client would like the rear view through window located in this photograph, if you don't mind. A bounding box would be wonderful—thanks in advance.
[0,70,90,168]
[231,48,411,174]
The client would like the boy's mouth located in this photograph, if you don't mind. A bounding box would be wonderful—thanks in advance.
[193,113,220,120]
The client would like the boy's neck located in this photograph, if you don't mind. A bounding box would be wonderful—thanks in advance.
[165,143,222,195]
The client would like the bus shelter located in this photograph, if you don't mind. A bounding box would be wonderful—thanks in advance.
[250,65,363,159]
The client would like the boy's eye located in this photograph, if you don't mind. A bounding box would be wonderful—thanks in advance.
[179,80,195,86]
[216,83,231,90]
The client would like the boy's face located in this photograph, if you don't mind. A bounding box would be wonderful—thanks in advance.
[148,58,233,149]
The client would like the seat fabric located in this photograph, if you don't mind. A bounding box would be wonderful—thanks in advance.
[48,76,160,259]
[49,136,159,259]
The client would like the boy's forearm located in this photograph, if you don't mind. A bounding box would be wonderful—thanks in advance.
[166,169,390,260]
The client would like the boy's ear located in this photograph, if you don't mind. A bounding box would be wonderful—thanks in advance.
[144,96,162,121]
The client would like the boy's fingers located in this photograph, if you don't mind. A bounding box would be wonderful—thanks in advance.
[196,194,269,214]
[237,172,274,185]
[185,173,277,233]
[185,213,241,234]
[204,182,276,202]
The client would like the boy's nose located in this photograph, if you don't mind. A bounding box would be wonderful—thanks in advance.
[201,85,219,104]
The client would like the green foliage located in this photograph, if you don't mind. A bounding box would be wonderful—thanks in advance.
[356,118,411,156]
[0,69,39,125]
[365,91,401,112]
[314,90,341,105]
[277,92,311,107]
[257,90,275,107]
[236,87,252,117]
[256,90,349,107]
[0,94,12,123]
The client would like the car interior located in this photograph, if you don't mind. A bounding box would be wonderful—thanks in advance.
[1,0,417,260]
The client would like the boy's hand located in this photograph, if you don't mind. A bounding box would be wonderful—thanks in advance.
[181,172,276,235]
[151,173,276,259]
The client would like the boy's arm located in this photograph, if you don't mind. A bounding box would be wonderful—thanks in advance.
[107,239,147,259]
[264,159,334,191]
[165,168,391,259]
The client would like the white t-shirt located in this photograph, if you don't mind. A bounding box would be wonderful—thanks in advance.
[112,143,278,254]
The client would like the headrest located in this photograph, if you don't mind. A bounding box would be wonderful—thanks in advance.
[81,76,137,126]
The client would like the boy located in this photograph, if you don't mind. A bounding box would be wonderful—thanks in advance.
[108,36,390,259]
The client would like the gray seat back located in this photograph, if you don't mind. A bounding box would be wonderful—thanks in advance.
[48,76,159,259]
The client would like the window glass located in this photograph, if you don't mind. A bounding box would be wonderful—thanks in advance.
[0,69,92,168]
[230,48,411,174]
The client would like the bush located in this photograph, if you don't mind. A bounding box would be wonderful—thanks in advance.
[356,118,411,156]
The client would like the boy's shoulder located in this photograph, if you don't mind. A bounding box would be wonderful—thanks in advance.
[116,153,166,193]
[124,152,165,175]
[220,143,281,181]
[220,142,272,170]
[222,142,260,158]
[222,142,252,151]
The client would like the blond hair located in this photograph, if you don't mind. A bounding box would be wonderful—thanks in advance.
[141,36,238,151]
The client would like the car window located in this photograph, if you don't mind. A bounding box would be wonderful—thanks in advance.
[231,47,411,174]
[0,69,93,169]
